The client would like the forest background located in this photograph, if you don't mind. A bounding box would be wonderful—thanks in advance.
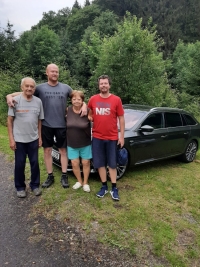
[1,0,200,124]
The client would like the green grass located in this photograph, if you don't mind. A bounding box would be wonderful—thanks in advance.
[1,124,200,266]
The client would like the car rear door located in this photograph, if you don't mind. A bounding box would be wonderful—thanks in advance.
[163,112,191,155]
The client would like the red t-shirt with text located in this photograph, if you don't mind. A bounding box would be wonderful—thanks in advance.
[88,94,124,140]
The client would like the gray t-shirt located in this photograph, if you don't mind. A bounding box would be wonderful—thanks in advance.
[35,82,72,128]
[8,94,44,143]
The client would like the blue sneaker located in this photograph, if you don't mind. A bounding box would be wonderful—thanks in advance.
[110,187,120,201]
[96,185,108,198]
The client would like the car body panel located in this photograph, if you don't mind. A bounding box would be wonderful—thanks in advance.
[126,129,172,165]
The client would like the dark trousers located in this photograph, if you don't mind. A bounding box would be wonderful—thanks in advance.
[14,140,40,191]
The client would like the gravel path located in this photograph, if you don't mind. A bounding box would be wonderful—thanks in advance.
[0,153,137,267]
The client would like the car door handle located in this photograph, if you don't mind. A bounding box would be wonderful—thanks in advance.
[129,140,135,146]
[184,132,189,135]
[161,135,168,138]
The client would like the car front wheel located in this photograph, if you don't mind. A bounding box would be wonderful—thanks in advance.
[116,163,128,180]
[107,160,129,180]
[181,140,198,163]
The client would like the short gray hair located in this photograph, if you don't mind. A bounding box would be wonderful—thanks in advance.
[21,77,36,87]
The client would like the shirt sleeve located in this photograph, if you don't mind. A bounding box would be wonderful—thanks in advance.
[8,107,15,117]
[116,98,124,116]
[39,100,44,120]
[8,96,18,116]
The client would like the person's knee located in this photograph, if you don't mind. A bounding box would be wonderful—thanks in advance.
[82,159,90,167]
[44,147,52,157]
[71,159,79,167]
[59,148,67,156]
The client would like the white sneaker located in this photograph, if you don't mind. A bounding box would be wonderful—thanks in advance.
[83,184,90,193]
[72,182,82,190]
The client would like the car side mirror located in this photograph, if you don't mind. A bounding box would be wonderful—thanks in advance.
[140,125,154,132]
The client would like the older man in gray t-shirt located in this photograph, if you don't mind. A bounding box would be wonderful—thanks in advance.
[7,77,44,198]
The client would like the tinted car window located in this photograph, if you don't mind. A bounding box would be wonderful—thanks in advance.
[124,109,146,129]
[141,113,162,129]
[183,114,197,126]
[164,112,182,127]
[180,114,187,126]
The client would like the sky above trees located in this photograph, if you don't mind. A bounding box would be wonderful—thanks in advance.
[0,0,85,36]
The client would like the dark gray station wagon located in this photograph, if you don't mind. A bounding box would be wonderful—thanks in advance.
[52,104,200,179]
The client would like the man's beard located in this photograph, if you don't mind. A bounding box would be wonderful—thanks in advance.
[100,88,108,94]
[49,76,58,81]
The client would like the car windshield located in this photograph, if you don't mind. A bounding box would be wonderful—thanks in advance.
[123,109,146,130]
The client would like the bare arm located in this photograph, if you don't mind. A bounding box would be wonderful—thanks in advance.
[80,102,87,117]
[88,109,93,121]
[7,116,16,150]
[38,120,42,147]
[6,92,21,107]
[118,115,125,148]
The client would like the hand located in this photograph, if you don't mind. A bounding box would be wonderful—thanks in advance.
[9,140,16,151]
[7,95,17,107]
[117,137,124,148]
[80,110,87,117]
[80,102,87,117]
[38,138,42,147]
[88,114,93,121]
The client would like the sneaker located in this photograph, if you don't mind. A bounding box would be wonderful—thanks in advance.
[17,190,26,198]
[110,187,120,201]
[42,175,54,188]
[96,185,108,198]
[33,188,42,196]
[83,184,90,193]
[61,175,69,188]
[72,182,82,190]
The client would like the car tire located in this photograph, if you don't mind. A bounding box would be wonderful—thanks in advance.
[116,163,128,180]
[181,140,198,163]
[107,156,129,180]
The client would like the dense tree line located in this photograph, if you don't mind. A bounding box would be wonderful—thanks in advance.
[0,0,200,125]
[93,0,200,57]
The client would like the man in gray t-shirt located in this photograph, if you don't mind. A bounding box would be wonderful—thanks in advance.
[7,77,44,198]
[7,64,87,189]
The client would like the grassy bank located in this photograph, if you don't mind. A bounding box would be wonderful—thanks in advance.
[1,124,200,266]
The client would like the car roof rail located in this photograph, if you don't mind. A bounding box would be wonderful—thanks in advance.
[150,107,183,112]
[123,104,184,113]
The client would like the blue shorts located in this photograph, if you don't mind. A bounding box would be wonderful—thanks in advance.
[67,145,92,160]
[92,137,117,169]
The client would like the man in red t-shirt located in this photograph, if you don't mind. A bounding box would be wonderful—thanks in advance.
[88,75,125,201]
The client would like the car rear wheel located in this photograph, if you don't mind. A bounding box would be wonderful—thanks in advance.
[181,140,198,163]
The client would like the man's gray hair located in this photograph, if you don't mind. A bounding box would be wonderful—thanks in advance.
[21,77,36,87]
